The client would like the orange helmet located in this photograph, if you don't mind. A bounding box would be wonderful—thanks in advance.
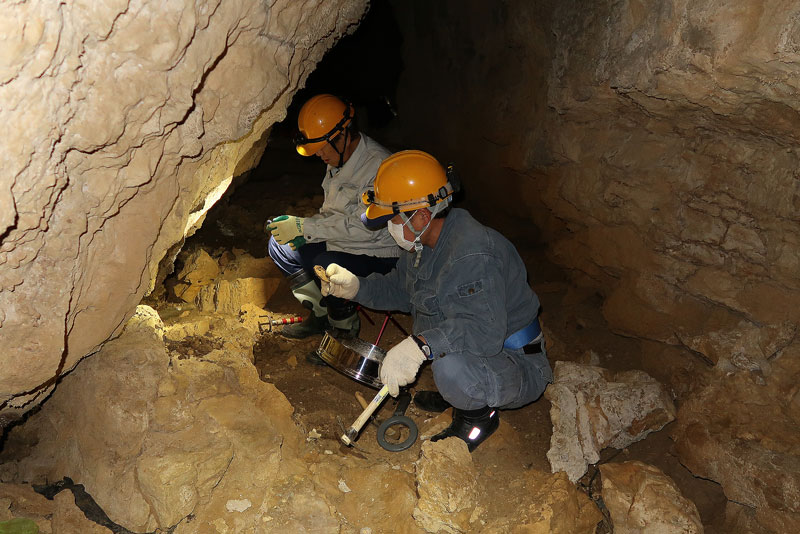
[362,150,455,227]
[294,94,354,156]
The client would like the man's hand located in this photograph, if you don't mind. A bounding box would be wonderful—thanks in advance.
[321,263,359,299]
[380,337,427,397]
[267,215,305,245]
[287,236,306,250]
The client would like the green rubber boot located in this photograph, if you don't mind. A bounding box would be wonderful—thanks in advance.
[281,274,329,339]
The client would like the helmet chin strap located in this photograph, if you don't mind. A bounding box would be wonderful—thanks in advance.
[329,128,350,168]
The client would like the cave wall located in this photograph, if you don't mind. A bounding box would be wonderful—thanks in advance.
[0,0,371,426]
[391,1,800,527]
[391,0,800,366]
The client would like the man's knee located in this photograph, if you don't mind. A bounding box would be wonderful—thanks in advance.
[431,355,484,409]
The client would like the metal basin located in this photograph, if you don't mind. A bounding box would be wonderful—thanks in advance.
[316,331,386,388]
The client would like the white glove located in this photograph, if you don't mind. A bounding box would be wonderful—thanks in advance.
[321,263,359,299]
[380,336,427,397]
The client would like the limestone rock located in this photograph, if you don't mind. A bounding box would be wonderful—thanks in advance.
[0,306,304,532]
[599,461,703,534]
[51,491,114,534]
[173,248,220,303]
[178,248,220,286]
[480,470,602,534]
[0,0,371,426]
[413,438,477,534]
[391,1,800,407]
[337,463,421,534]
[193,250,284,315]
[0,483,112,534]
[196,276,282,315]
[672,344,800,533]
[676,319,796,371]
[418,409,453,440]
[164,316,210,341]
[220,253,281,280]
[546,361,676,482]
[237,302,270,335]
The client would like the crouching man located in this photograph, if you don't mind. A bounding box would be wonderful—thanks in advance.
[321,150,552,451]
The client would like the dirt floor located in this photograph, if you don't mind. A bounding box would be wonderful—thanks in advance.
[156,135,730,533]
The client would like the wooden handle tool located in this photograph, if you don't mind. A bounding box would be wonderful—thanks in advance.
[341,385,389,446]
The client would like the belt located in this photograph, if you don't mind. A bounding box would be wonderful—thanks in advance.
[503,318,542,350]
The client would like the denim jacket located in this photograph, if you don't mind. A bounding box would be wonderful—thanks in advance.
[356,208,540,358]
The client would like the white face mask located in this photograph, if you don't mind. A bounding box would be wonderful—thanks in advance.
[388,219,415,251]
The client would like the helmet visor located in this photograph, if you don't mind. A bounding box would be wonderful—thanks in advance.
[360,210,394,228]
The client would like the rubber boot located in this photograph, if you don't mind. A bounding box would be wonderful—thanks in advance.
[282,272,329,339]
[430,406,499,452]
[414,390,452,413]
[329,311,361,339]
[327,300,360,338]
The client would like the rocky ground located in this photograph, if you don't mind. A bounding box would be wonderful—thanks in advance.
[150,138,729,532]
[0,137,729,533]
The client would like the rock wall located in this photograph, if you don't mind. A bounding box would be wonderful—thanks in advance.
[0,0,370,425]
[392,0,800,349]
[390,0,800,528]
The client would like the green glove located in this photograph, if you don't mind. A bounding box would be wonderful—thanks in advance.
[288,236,306,250]
[267,215,305,245]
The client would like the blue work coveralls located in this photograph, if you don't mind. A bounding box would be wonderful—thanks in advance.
[355,208,553,410]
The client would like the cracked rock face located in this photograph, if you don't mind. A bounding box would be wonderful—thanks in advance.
[391,4,800,529]
[672,345,800,533]
[599,461,703,534]
[545,361,676,483]
[393,0,800,353]
[0,306,306,532]
[0,0,369,425]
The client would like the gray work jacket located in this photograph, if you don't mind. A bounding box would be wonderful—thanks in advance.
[355,208,540,358]
[303,134,400,258]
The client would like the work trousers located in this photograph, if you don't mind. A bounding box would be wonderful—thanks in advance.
[268,237,398,317]
[431,346,553,411]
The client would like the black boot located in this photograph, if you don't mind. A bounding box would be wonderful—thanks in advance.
[328,302,361,339]
[414,390,452,412]
[280,312,330,339]
[430,406,499,452]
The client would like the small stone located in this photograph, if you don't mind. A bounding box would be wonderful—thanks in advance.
[338,479,352,493]
[225,499,252,513]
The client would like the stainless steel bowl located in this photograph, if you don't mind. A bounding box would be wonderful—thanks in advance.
[316,331,386,388]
